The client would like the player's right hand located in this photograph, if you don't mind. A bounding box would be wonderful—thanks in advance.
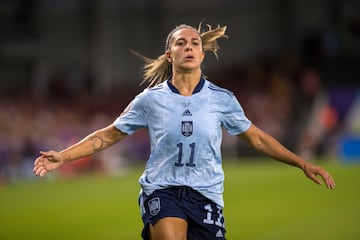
[33,151,64,177]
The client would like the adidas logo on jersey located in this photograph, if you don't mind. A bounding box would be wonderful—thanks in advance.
[182,109,192,116]
[216,229,224,238]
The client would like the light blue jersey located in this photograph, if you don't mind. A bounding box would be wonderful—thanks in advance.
[113,77,251,207]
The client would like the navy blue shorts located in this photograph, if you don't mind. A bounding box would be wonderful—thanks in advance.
[139,186,226,240]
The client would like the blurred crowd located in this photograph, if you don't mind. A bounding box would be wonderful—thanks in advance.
[0,85,149,184]
[215,58,359,160]
[1,0,360,184]
[0,54,359,185]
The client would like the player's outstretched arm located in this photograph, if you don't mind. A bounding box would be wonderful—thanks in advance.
[238,124,336,189]
[33,124,127,177]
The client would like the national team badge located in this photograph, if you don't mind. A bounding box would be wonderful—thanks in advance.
[181,121,193,137]
[148,197,161,216]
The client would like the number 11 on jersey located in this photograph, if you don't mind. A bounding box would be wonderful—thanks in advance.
[175,142,196,167]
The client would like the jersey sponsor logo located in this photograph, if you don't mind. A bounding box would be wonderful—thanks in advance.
[182,109,192,116]
[181,121,193,137]
[148,197,161,216]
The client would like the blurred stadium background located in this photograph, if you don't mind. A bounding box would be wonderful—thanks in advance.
[1,0,359,182]
[0,0,360,239]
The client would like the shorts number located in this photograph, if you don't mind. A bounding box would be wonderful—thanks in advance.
[203,204,224,227]
[175,142,196,167]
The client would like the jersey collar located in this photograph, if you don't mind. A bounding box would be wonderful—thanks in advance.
[167,76,205,95]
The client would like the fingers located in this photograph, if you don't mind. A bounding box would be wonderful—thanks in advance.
[321,172,336,189]
[315,167,335,189]
[34,151,50,165]
[305,164,336,190]
[314,168,336,190]
[34,156,44,166]
[34,165,48,177]
[33,156,45,177]
[33,153,50,177]
[39,150,53,158]
[309,174,322,186]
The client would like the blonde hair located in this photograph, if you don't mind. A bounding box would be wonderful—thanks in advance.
[132,23,228,87]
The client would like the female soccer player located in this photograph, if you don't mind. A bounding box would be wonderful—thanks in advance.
[34,23,335,240]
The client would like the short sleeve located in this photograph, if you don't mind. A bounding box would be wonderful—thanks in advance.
[222,95,251,136]
[113,92,148,135]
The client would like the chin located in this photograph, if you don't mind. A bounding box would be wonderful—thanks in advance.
[180,63,200,70]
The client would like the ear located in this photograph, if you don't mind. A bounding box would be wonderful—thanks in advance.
[166,51,172,63]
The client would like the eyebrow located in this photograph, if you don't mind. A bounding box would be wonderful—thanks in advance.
[175,37,201,42]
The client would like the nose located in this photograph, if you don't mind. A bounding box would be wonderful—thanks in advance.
[185,42,192,51]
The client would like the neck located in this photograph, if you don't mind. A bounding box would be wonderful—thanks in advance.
[171,70,202,96]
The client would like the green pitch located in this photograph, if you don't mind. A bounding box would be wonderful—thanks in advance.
[0,159,359,240]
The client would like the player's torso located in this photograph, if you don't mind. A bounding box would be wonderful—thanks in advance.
[142,81,224,182]
[147,89,221,144]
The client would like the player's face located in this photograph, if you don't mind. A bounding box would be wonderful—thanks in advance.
[166,28,205,72]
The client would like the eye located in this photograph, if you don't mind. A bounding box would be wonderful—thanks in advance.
[176,40,185,46]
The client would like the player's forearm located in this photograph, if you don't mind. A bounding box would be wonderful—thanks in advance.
[240,125,306,169]
[59,133,105,163]
[254,132,306,169]
[59,125,126,163]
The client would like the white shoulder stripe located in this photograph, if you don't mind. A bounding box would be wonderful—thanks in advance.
[208,83,234,97]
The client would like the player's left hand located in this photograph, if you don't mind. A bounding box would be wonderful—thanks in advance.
[303,162,336,189]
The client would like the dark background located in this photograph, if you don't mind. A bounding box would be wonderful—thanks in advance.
[1,0,359,182]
